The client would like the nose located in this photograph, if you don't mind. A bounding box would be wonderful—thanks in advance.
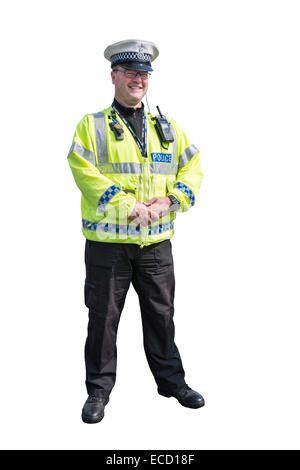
[132,73,143,82]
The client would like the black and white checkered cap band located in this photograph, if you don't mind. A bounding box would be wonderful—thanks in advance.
[111,51,151,65]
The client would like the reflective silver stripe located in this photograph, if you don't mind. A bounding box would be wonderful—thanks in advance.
[169,123,177,166]
[98,160,178,175]
[179,144,199,169]
[68,142,96,165]
[98,162,143,174]
[94,112,108,165]
[149,163,178,175]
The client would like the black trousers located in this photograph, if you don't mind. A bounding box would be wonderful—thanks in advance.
[84,239,187,399]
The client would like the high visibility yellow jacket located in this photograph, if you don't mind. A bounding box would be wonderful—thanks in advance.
[68,105,203,246]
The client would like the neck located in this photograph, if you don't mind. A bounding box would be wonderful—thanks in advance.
[114,96,142,109]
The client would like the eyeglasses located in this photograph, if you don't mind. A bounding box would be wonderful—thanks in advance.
[113,69,151,80]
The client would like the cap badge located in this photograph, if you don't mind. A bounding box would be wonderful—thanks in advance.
[137,47,144,60]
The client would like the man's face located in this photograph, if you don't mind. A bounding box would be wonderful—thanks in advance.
[111,66,149,106]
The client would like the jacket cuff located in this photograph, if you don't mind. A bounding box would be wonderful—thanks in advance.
[167,182,196,212]
[166,189,189,212]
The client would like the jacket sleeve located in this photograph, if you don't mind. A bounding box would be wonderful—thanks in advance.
[167,118,203,213]
[67,114,136,220]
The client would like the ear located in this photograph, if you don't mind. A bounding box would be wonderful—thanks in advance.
[111,70,116,84]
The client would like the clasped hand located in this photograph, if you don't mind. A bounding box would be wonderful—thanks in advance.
[129,197,171,226]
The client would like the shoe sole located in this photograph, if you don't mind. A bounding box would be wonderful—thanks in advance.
[159,391,205,409]
[177,399,205,409]
[81,411,104,424]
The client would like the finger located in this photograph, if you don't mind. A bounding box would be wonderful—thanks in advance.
[150,211,160,223]
[140,217,149,226]
[144,197,158,205]
[138,211,148,226]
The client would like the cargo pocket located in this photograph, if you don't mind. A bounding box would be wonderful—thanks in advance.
[85,240,121,270]
[154,240,173,267]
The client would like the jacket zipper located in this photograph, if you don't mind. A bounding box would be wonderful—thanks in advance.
[140,156,150,248]
[140,115,150,248]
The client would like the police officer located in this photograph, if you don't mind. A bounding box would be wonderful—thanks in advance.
[68,39,205,423]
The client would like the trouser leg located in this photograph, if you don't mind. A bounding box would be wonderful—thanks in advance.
[132,240,187,395]
[84,240,131,398]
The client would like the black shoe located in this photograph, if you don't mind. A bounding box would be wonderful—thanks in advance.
[176,387,205,409]
[159,387,205,409]
[81,396,109,424]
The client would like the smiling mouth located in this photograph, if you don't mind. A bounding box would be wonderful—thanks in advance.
[128,86,143,89]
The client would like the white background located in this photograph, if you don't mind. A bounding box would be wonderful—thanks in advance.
[0,0,299,450]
